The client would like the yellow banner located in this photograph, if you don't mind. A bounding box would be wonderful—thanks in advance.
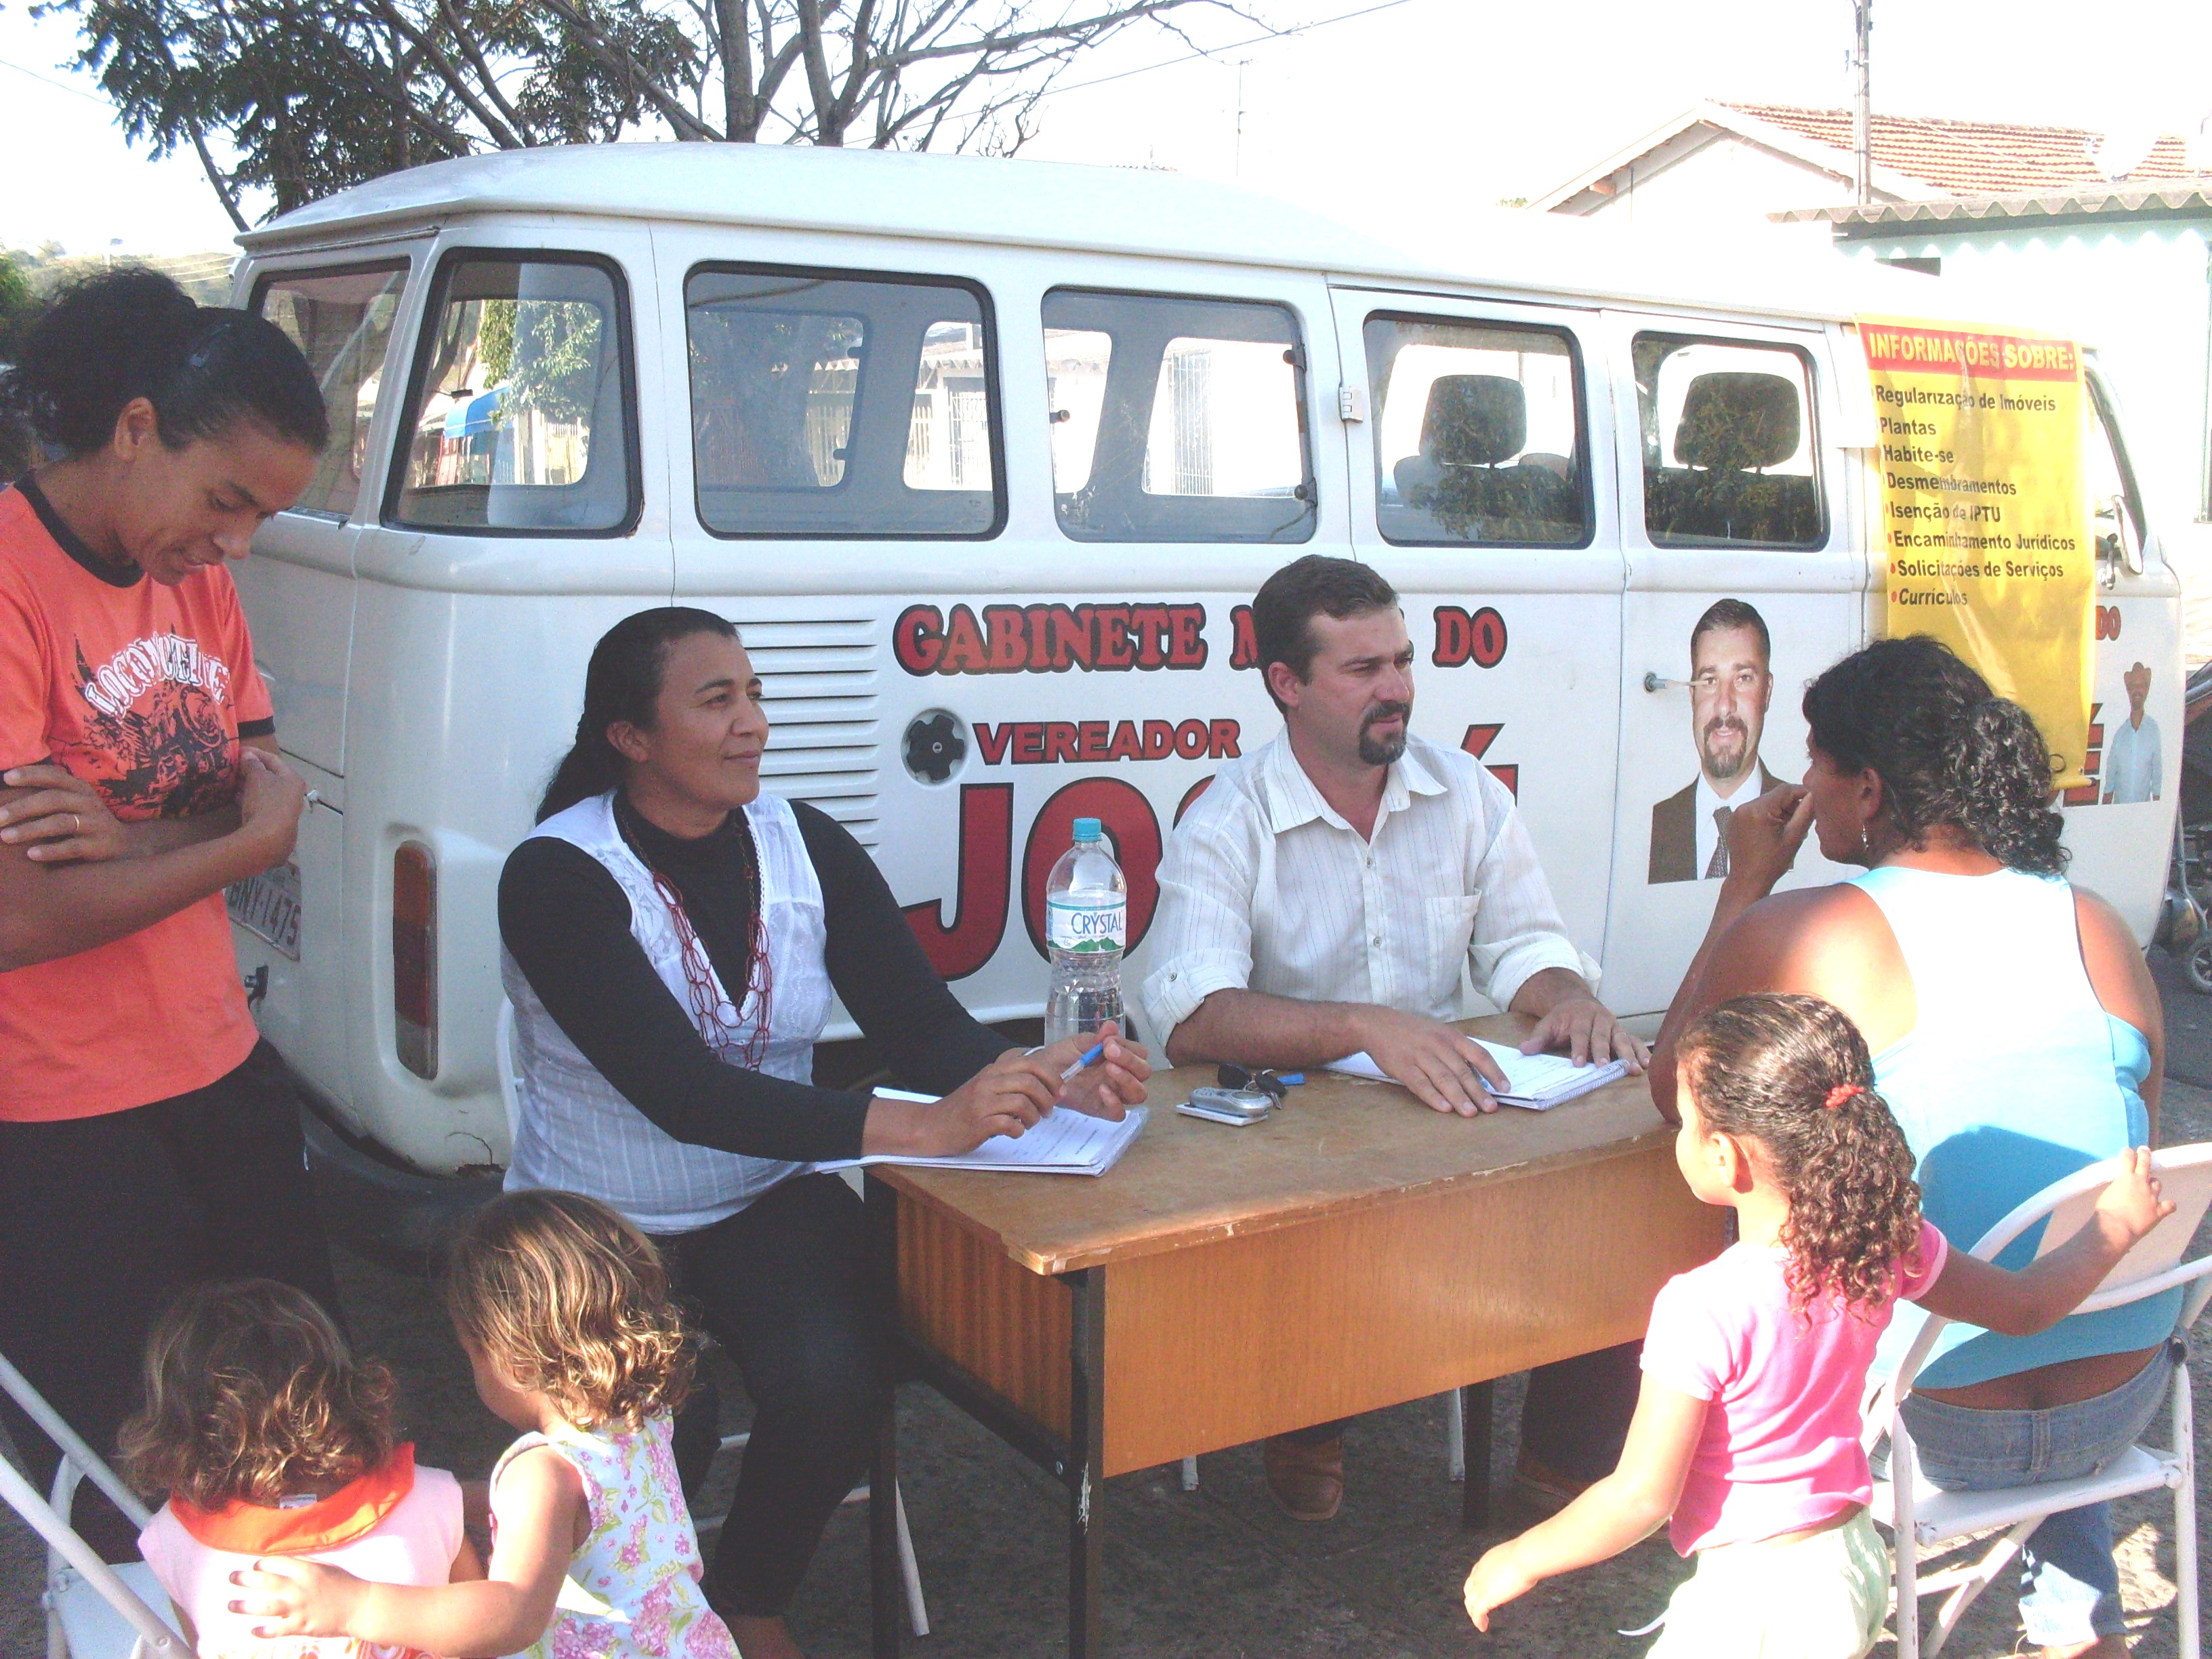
[1858,316,2093,787]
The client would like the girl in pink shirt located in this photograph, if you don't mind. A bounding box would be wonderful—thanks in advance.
[123,1279,476,1659]
[1463,992,2172,1659]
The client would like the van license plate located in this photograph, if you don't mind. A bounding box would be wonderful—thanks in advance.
[228,863,302,960]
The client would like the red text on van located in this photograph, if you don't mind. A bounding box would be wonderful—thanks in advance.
[973,718,1241,765]
[895,602,1208,675]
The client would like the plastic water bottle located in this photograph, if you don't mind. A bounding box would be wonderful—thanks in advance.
[1043,817,1126,1045]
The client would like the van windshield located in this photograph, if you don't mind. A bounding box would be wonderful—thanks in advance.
[685,267,1000,539]
[392,255,634,535]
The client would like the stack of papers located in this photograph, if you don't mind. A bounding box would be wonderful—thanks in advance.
[819,1105,1147,1176]
[1326,1040,1624,1110]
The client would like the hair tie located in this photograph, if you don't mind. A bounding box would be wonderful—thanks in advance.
[1822,1084,1863,1111]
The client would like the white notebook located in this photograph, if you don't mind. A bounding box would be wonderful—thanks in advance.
[1325,1040,1624,1110]
[818,1104,1148,1176]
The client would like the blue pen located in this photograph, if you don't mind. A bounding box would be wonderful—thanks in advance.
[1059,1040,1106,1082]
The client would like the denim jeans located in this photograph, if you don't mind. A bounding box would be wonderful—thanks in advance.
[1897,1339,2182,1647]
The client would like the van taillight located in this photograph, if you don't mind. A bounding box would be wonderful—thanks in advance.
[392,841,437,1079]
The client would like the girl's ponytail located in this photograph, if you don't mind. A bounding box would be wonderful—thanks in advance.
[1677,994,1927,1317]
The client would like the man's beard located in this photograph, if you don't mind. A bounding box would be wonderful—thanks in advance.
[1698,716,1754,782]
[1359,701,1411,766]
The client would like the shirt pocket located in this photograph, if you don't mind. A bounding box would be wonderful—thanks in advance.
[1422,893,1481,1015]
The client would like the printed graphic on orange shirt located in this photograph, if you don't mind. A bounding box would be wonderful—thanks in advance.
[68,633,241,819]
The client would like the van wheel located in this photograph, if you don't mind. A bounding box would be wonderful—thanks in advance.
[2186,939,2212,995]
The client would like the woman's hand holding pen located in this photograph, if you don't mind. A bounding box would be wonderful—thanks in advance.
[861,1048,1064,1158]
[1035,1022,1151,1120]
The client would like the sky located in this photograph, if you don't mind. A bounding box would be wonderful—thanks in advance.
[3,0,2211,258]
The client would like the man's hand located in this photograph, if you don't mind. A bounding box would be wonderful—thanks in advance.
[1519,995,1648,1071]
[1462,1541,1538,1632]
[0,764,131,864]
[228,1557,367,1641]
[1034,1022,1151,1120]
[234,747,308,870]
[1356,1007,1507,1116]
[1723,783,1813,900]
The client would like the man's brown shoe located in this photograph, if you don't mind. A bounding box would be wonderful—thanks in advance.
[1513,1448,1591,1514]
[1263,1432,1344,1522]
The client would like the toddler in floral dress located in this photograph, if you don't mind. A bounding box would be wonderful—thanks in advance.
[230,1191,738,1659]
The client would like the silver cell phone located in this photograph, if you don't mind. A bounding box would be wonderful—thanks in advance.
[1177,1086,1275,1126]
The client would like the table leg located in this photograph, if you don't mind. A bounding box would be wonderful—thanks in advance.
[1460,1380,1494,1531]
[1065,1266,1106,1659]
[865,1175,902,1659]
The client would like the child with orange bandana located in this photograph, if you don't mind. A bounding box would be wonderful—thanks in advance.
[125,1279,474,1658]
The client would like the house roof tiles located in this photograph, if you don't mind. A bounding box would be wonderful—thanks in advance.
[1718,101,2197,197]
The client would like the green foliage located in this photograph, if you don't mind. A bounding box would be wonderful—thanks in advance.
[497,302,605,427]
[37,1,1228,224]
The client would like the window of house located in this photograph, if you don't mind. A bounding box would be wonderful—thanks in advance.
[1634,334,1824,549]
[1044,290,1313,544]
[255,262,408,520]
[1362,314,1589,546]
[391,254,634,535]
[686,267,999,538]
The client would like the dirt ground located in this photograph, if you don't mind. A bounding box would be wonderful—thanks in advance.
[5,963,2209,1659]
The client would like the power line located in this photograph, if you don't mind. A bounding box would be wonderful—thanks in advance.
[0,54,106,105]
[1041,0,1427,100]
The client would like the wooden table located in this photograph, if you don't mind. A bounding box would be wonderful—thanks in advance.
[859,1015,1725,1658]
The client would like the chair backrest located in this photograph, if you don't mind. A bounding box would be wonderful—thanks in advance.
[0,1353,149,1531]
[1420,374,1526,466]
[0,1355,188,1659]
[1891,1142,2212,1395]
[495,996,523,1148]
[1673,371,1801,471]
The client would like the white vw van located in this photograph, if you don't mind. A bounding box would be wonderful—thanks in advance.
[220,144,2179,1247]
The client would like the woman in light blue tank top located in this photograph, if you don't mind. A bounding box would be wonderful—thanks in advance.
[1654,637,2181,1659]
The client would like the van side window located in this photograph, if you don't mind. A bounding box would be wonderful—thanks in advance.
[1044,291,1313,544]
[1362,314,1588,546]
[390,254,635,535]
[255,262,408,520]
[1634,335,1824,549]
[686,267,1000,538]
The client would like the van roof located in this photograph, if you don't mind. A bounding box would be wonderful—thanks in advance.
[239,142,2017,331]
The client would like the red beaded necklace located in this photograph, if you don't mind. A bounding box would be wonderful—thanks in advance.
[620,801,775,1069]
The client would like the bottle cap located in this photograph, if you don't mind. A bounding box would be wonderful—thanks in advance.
[1071,817,1103,842]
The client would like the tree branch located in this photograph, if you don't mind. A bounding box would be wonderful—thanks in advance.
[536,0,724,139]
[436,0,536,144]
[360,0,525,147]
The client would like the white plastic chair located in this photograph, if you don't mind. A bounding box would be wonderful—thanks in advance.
[498,1000,931,1636]
[0,1353,189,1659]
[1866,1143,2212,1659]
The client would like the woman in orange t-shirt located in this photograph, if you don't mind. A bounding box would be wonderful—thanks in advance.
[0,269,335,1555]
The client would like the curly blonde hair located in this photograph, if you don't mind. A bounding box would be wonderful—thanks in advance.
[442,1190,691,1431]
[1677,994,1929,1319]
[119,1279,396,1509]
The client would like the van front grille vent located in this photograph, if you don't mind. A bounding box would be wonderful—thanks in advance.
[737,614,882,848]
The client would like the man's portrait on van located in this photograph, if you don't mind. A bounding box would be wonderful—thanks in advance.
[1649,598,1775,884]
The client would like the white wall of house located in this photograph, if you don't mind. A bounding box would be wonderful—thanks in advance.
[1566,130,1848,239]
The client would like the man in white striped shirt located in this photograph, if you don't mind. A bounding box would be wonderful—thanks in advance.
[1141,554,1646,1523]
